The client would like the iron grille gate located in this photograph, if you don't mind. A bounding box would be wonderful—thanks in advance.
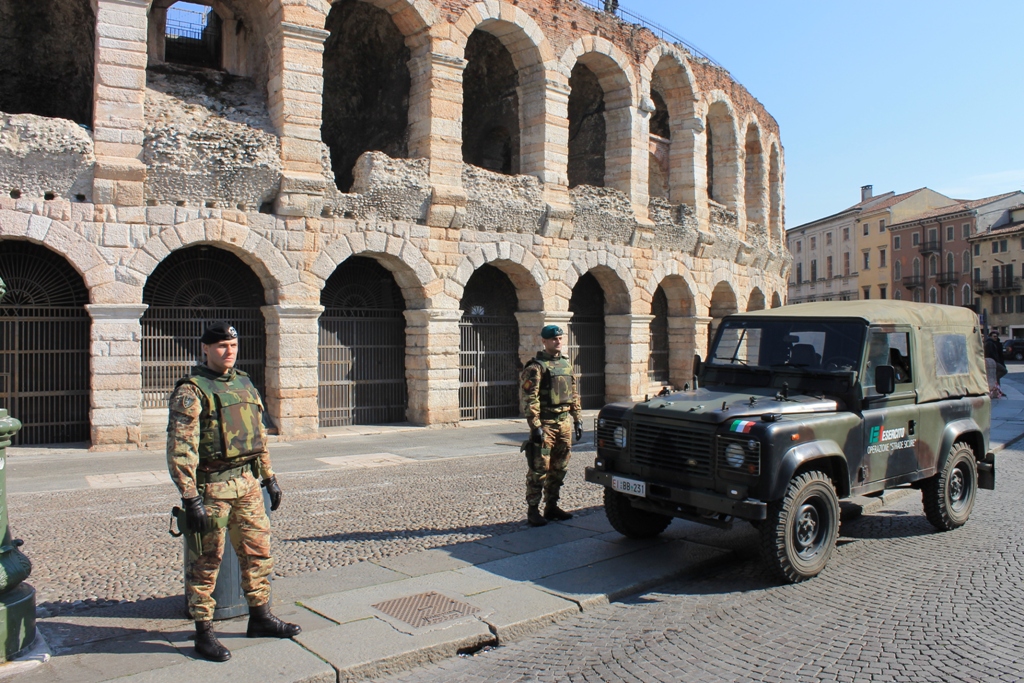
[141,308,266,408]
[648,287,670,384]
[318,310,407,426]
[567,315,605,409]
[0,307,90,445]
[459,315,520,421]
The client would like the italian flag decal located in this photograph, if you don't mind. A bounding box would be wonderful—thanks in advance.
[730,420,756,433]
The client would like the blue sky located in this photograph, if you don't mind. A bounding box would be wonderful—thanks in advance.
[624,0,1024,228]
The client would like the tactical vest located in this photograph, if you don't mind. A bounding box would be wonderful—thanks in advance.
[529,353,574,413]
[177,366,265,464]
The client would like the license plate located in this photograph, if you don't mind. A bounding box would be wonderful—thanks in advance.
[611,476,646,497]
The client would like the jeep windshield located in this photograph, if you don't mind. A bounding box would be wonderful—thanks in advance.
[709,319,867,373]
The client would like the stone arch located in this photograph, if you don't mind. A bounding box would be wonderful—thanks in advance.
[561,37,637,195]
[768,139,784,242]
[743,117,767,232]
[771,291,783,308]
[0,211,112,300]
[642,46,699,205]
[708,279,738,344]
[0,0,95,125]
[645,262,697,317]
[450,242,546,312]
[704,95,741,214]
[130,220,298,306]
[311,232,438,310]
[747,286,766,311]
[561,254,633,315]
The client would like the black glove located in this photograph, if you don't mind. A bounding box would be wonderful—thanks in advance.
[531,427,544,444]
[574,421,583,443]
[263,475,282,512]
[182,496,210,533]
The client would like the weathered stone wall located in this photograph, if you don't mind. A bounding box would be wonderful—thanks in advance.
[0,113,95,201]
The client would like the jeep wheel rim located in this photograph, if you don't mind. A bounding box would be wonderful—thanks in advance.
[949,466,968,511]
[795,502,822,556]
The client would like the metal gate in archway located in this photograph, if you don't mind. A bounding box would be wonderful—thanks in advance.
[648,286,669,384]
[459,265,520,421]
[141,246,266,408]
[0,241,90,445]
[568,272,606,409]
[318,257,407,427]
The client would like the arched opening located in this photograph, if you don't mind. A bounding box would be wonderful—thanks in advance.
[0,0,95,125]
[963,284,971,307]
[768,143,783,241]
[706,102,738,210]
[318,256,407,427]
[164,2,221,69]
[0,241,90,445]
[708,281,738,353]
[963,250,971,274]
[459,264,520,421]
[895,290,902,301]
[321,0,411,192]
[744,123,766,227]
[648,85,670,200]
[894,260,902,281]
[928,287,937,304]
[747,287,766,312]
[771,291,783,308]
[141,246,267,410]
[913,289,921,303]
[568,62,605,189]
[568,272,606,409]
[946,252,955,277]
[913,258,921,277]
[462,29,520,175]
[648,285,669,385]
[945,286,956,306]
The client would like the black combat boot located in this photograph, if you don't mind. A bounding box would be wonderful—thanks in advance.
[194,620,231,662]
[544,502,573,521]
[247,603,302,638]
[527,505,548,527]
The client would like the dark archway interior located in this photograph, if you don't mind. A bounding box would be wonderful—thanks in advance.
[462,30,520,175]
[648,286,669,383]
[649,88,671,200]
[321,256,404,311]
[460,264,519,318]
[568,63,606,189]
[0,0,95,125]
[705,123,715,201]
[459,264,519,420]
[649,89,670,139]
[322,0,411,192]
[569,272,606,409]
[569,272,605,316]
[144,246,264,307]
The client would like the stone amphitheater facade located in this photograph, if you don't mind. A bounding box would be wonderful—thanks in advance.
[0,0,790,448]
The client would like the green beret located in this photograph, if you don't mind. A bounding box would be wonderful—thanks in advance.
[541,325,564,339]
[201,321,239,344]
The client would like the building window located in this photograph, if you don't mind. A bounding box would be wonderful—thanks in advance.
[928,228,938,242]
[843,252,850,277]
[843,227,850,241]
[826,255,833,279]
[811,260,817,281]
[974,267,981,283]
[796,240,802,253]
[895,289,902,300]
[879,285,887,299]
[929,255,937,276]
[963,284,971,304]
[1001,239,1008,252]
[914,258,921,277]
[913,289,921,303]
[810,236,816,250]
[863,223,869,236]
[946,252,954,275]
[912,233,920,246]
[946,225,954,241]
[862,286,870,300]
[796,263,802,283]
[879,219,886,232]
[992,241,998,254]
[826,232,832,246]
[894,260,902,281]
[863,251,870,270]
[929,287,937,303]
[963,224,970,239]
[879,248,886,268]
[894,235,901,250]
[963,250,970,273]
[975,244,980,256]
[946,286,955,306]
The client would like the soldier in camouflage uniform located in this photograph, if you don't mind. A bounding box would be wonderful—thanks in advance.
[521,324,583,527]
[167,322,300,662]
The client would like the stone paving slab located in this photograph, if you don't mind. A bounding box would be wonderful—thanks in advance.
[470,584,580,643]
[370,543,513,578]
[474,519,596,554]
[474,536,659,582]
[273,561,405,603]
[295,616,494,683]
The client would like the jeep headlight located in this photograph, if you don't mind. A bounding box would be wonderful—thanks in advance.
[613,425,627,449]
[724,443,746,468]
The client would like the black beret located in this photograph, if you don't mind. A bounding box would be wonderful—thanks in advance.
[201,321,239,344]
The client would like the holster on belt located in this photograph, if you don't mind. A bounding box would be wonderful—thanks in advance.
[520,439,538,464]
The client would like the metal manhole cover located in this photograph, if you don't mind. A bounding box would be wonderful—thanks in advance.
[371,591,479,628]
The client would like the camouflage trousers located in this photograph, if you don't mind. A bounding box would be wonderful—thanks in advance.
[187,471,273,621]
[525,416,573,506]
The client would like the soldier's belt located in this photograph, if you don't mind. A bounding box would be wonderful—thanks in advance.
[196,459,256,484]
[540,409,571,421]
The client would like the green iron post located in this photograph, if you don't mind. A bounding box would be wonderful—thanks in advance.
[0,276,36,660]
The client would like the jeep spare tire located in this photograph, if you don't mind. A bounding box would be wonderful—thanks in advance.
[760,470,840,583]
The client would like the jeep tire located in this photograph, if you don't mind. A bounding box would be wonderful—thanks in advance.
[604,488,672,539]
[922,441,977,531]
[759,471,840,583]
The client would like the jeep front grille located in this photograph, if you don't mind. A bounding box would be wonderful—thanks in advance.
[631,420,714,477]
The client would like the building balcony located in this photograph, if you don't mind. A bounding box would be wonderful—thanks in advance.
[900,275,924,288]
[936,271,960,286]
[919,240,941,254]
[975,277,1022,294]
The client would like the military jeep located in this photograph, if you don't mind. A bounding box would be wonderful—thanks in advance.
[585,301,996,583]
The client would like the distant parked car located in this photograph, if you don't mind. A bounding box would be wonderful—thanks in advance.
[1004,339,1024,361]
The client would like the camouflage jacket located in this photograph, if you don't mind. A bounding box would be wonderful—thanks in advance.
[521,351,582,429]
[166,364,273,499]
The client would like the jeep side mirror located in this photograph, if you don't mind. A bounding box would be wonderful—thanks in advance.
[875,365,896,395]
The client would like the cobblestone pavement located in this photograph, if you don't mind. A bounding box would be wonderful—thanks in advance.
[11,445,601,616]
[383,447,1024,683]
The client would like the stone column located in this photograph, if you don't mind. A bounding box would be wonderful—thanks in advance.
[674,117,707,224]
[86,304,147,450]
[520,74,575,237]
[269,22,331,217]
[692,315,714,358]
[668,316,701,388]
[605,314,655,402]
[407,46,469,228]
[93,0,149,206]
[404,308,461,425]
[262,305,323,439]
